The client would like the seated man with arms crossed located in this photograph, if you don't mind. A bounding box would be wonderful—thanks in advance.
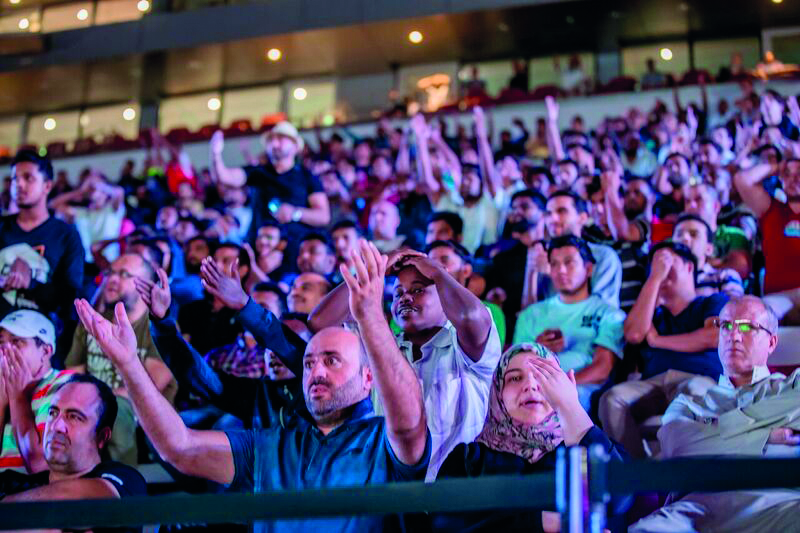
[631,296,800,532]
[74,240,429,533]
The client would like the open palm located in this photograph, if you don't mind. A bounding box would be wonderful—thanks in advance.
[75,299,137,367]
[134,267,171,320]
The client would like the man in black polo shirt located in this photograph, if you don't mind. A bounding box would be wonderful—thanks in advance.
[209,121,331,268]
[0,374,146,533]
[0,150,84,363]
[75,240,429,533]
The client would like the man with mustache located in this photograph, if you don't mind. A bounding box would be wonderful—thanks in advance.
[75,240,428,532]
[309,242,501,480]
[0,374,147,533]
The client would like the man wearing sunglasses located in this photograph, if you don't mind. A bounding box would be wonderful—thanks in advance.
[631,295,800,532]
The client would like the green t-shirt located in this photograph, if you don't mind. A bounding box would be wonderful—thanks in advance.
[714,225,750,259]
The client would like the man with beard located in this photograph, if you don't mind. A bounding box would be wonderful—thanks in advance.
[331,220,360,274]
[513,236,625,410]
[0,151,84,364]
[483,189,547,337]
[587,170,654,312]
[210,121,331,269]
[75,240,429,533]
[309,243,501,480]
[736,158,800,323]
[170,235,209,307]
[654,152,693,219]
[0,374,147,533]
[65,253,176,465]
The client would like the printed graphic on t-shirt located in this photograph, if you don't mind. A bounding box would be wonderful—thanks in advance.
[784,220,800,238]
[0,243,50,308]
[580,313,603,334]
[86,334,148,391]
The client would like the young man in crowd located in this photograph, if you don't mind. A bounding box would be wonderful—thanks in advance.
[65,253,176,465]
[735,158,800,322]
[0,374,147,526]
[179,243,250,354]
[294,233,337,282]
[544,190,622,308]
[309,243,501,480]
[631,296,800,531]
[368,200,415,254]
[74,240,429,532]
[425,211,464,246]
[0,151,85,364]
[673,214,744,298]
[0,310,75,473]
[330,220,361,273]
[599,241,728,458]
[513,236,625,410]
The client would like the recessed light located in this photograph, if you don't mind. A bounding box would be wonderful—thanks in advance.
[122,107,136,121]
[267,48,282,61]
[43,118,56,131]
[660,47,673,61]
[293,87,307,101]
[18,17,29,29]
[207,97,221,111]
[773,0,783,4]
[76,8,88,20]
[137,0,150,12]
[79,114,90,127]
[9,0,20,5]
[408,30,423,44]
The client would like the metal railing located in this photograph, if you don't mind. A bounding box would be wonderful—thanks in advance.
[2,452,800,532]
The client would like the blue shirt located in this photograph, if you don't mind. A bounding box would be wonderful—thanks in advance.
[641,293,728,380]
[225,398,431,533]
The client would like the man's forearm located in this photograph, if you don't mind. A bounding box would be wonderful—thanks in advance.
[116,355,193,465]
[356,313,426,459]
[605,192,640,242]
[545,119,564,161]
[1,478,118,503]
[290,205,329,227]
[210,151,245,188]
[307,282,351,333]
[432,269,491,359]
[651,326,719,352]
[8,394,47,474]
[624,277,660,344]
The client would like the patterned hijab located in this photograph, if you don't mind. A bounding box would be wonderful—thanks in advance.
[475,343,564,464]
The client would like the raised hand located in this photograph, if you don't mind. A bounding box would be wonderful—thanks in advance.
[133,267,172,320]
[200,257,248,311]
[686,106,698,138]
[386,248,426,276]
[409,114,428,139]
[340,239,388,322]
[473,106,488,137]
[0,357,8,406]
[528,356,579,414]
[2,343,35,396]
[75,299,137,368]
[210,130,225,156]
[649,248,675,284]
[545,95,559,122]
[5,258,32,291]
[401,255,443,282]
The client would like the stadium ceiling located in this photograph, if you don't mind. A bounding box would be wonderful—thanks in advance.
[0,0,799,115]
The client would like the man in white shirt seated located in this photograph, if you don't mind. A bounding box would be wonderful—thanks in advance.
[631,295,800,533]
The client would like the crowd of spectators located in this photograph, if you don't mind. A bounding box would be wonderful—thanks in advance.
[1,74,800,533]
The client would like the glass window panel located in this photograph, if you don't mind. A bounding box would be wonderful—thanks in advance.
[220,85,282,129]
[160,92,220,132]
[27,111,80,148]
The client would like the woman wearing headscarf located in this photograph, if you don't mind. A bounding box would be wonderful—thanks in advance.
[433,343,628,532]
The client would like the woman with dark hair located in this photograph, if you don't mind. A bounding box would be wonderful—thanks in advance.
[434,343,628,532]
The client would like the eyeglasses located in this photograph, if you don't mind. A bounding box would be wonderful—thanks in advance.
[713,319,774,336]
[102,269,135,280]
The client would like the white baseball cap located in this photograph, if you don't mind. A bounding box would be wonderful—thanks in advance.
[262,121,305,151]
[0,310,56,351]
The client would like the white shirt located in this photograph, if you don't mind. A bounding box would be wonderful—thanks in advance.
[73,204,125,262]
[396,319,502,481]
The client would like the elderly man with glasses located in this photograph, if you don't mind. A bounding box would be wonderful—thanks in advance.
[630,295,800,532]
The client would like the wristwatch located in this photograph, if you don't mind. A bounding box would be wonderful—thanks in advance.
[291,208,303,222]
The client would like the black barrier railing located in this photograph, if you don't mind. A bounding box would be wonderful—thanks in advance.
[2,453,800,532]
[0,473,556,531]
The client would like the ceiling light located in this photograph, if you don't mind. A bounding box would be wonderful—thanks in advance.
[293,87,307,101]
[76,8,88,20]
[660,47,673,61]
[773,0,783,4]
[79,114,90,127]
[9,0,20,4]
[408,30,423,44]
[18,17,29,29]
[137,0,150,12]
[267,48,282,61]
[43,118,56,131]
[122,107,136,121]
[207,97,221,111]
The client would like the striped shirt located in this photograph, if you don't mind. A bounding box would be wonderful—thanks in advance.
[696,263,744,298]
[0,368,76,473]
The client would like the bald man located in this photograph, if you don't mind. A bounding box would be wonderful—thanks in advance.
[632,296,800,532]
[369,200,411,254]
[77,241,429,532]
